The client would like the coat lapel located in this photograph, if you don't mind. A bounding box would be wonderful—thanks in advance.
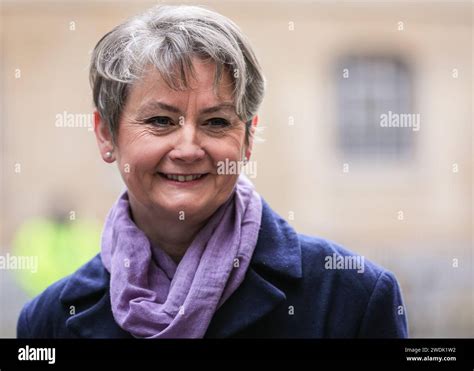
[60,199,302,338]
[205,199,302,337]
[60,255,131,338]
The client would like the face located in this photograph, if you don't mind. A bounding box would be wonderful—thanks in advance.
[97,58,253,223]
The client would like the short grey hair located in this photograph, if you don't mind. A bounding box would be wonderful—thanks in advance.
[89,4,265,143]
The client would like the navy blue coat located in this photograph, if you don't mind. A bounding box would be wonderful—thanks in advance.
[17,200,408,338]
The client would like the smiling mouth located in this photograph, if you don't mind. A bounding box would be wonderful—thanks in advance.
[157,172,209,183]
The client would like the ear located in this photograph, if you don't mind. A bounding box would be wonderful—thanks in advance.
[93,111,115,163]
[245,115,259,161]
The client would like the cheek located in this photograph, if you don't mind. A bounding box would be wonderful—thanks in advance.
[206,135,245,192]
[207,131,246,162]
[117,131,169,180]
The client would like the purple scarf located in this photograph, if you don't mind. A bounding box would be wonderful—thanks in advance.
[100,175,262,338]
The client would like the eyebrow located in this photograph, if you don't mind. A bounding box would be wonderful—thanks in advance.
[136,101,237,117]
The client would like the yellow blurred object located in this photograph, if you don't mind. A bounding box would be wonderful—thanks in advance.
[11,218,101,297]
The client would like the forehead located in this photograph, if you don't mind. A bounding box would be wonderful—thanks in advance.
[126,59,234,109]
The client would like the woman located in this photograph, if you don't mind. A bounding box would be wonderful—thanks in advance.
[17,4,407,338]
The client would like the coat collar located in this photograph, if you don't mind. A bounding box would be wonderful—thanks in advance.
[250,198,302,280]
[60,198,302,338]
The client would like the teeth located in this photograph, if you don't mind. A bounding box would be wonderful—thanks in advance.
[164,174,204,182]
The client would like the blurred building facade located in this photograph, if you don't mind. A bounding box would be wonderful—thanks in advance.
[1,0,472,337]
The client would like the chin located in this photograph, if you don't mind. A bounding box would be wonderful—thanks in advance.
[155,197,208,217]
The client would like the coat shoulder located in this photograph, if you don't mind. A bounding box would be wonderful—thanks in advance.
[17,273,71,338]
[295,234,408,337]
[299,234,385,293]
[254,199,407,338]
[17,254,106,338]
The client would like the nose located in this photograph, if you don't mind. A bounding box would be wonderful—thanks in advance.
[168,122,205,163]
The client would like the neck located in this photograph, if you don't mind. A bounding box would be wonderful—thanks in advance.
[128,197,209,264]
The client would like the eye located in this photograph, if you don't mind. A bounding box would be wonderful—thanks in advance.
[145,116,174,127]
[204,118,231,128]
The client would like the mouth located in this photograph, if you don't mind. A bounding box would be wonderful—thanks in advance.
[157,172,209,184]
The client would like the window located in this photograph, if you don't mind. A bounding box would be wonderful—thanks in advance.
[337,55,415,161]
